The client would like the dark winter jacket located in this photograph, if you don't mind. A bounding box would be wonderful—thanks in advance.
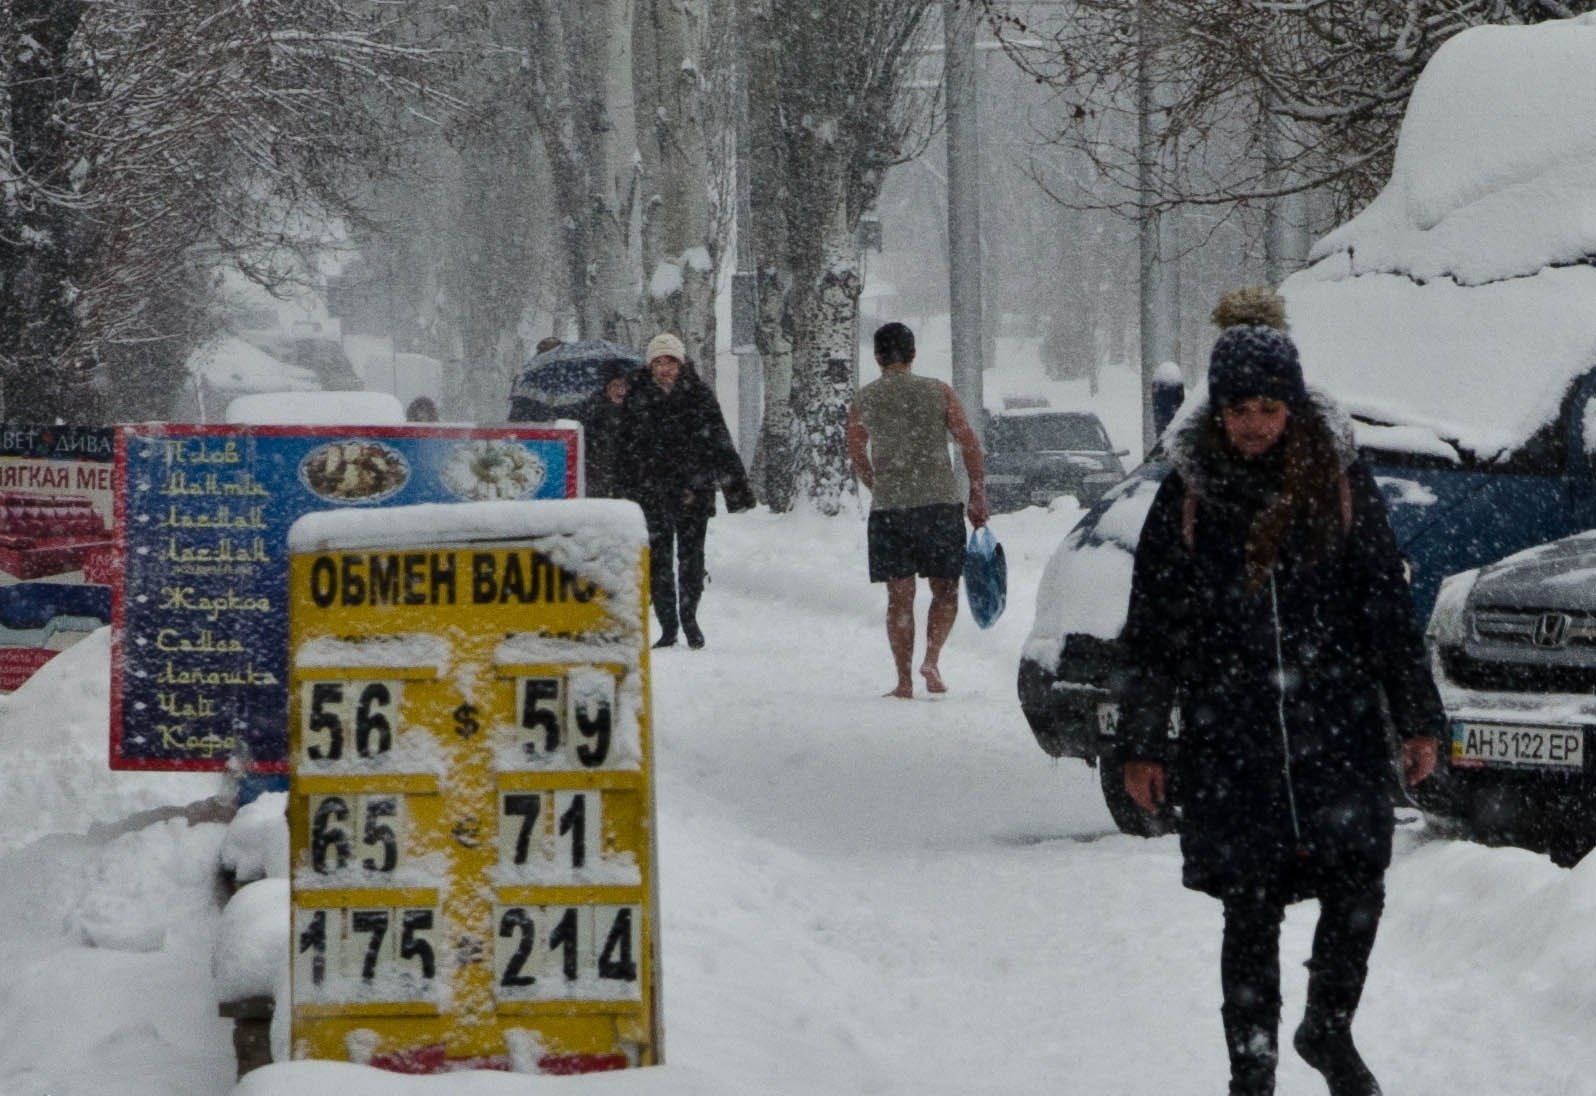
[1116,391,1445,901]
[578,389,629,499]
[615,364,754,517]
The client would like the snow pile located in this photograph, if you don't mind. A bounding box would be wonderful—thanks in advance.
[1313,16,1596,283]
[214,878,289,1003]
[0,628,226,853]
[188,337,319,396]
[1284,15,1596,459]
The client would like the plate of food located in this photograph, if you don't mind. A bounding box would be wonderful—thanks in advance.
[299,441,410,503]
[440,439,548,501]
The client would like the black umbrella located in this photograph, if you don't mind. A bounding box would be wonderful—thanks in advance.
[508,339,643,421]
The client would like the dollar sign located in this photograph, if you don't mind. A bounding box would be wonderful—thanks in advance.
[454,703,480,739]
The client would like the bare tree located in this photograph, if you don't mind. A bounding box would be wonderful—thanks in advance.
[0,0,448,423]
[635,0,737,383]
[978,0,1596,219]
[743,0,939,513]
[514,0,645,347]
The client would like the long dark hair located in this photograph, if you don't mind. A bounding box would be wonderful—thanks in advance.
[1194,404,1346,592]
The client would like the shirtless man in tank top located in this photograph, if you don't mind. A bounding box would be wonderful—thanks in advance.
[846,322,988,698]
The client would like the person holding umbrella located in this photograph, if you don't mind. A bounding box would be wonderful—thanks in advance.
[616,333,754,649]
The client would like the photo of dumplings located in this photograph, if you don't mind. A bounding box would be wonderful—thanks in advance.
[440,440,548,501]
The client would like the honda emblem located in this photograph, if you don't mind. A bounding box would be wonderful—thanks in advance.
[1533,611,1571,648]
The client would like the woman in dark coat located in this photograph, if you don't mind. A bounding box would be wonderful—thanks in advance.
[577,362,630,498]
[616,333,755,649]
[1116,291,1443,1096]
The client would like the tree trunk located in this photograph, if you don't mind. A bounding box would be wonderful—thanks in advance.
[792,205,862,515]
[584,0,642,345]
[635,0,719,376]
[526,0,642,348]
[744,0,795,510]
[750,264,795,512]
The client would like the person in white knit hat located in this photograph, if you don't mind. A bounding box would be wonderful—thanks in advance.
[615,333,755,648]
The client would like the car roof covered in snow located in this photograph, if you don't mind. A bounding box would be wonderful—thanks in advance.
[1282,15,1596,462]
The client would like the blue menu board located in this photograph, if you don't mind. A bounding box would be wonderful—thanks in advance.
[111,424,580,771]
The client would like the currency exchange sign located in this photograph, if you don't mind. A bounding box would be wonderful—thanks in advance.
[111,424,580,772]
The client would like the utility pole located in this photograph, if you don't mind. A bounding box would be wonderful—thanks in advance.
[1262,87,1311,286]
[1136,0,1179,456]
[732,56,761,467]
[944,0,984,439]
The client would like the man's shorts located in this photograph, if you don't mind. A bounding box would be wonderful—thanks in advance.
[867,503,966,582]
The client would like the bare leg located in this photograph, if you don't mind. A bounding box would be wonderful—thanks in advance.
[885,577,916,698]
[920,577,959,693]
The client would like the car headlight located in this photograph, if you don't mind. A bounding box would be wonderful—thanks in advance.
[1425,569,1479,646]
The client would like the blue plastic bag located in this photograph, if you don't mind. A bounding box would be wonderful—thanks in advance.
[962,525,1007,629]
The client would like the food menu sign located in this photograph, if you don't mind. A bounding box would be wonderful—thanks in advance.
[111,424,581,772]
[0,424,115,692]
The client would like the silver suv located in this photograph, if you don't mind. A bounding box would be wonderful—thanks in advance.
[1424,531,1596,865]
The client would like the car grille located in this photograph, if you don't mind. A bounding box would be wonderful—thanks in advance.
[1441,648,1596,693]
[1473,609,1596,648]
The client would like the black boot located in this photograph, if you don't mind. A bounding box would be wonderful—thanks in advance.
[652,630,677,648]
[1222,1003,1278,1096]
[682,620,704,649]
[1293,976,1381,1096]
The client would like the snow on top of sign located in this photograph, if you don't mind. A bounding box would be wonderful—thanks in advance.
[296,634,452,674]
[289,501,650,625]
[289,500,647,552]
[226,390,406,425]
[493,633,634,665]
[491,848,641,889]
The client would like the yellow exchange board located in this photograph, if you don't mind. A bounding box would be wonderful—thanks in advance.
[285,500,659,1075]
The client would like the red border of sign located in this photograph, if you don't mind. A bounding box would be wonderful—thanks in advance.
[110,423,582,772]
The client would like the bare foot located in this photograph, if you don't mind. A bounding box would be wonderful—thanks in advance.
[885,682,914,699]
[920,666,947,694]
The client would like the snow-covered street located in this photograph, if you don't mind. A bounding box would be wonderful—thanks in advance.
[0,471,1593,1095]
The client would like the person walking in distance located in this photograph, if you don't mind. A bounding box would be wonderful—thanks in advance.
[616,333,755,649]
[577,362,630,498]
[1116,288,1442,1096]
[847,321,988,698]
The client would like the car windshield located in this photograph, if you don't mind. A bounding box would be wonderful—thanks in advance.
[990,414,1107,453]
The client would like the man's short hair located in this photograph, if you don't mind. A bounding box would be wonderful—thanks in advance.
[874,322,915,365]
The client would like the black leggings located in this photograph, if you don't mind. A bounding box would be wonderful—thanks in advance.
[1221,878,1386,1020]
[645,506,708,633]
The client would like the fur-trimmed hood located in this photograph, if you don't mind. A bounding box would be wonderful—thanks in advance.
[1161,384,1359,502]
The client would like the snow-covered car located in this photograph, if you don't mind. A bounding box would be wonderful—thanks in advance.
[1423,535,1596,865]
[170,335,322,423]
[983,409,1127,512]
[1019,17,1596,837]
